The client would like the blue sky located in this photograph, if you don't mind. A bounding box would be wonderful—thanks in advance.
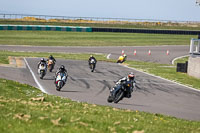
[1,0,200,21]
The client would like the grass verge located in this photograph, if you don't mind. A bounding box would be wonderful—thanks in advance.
[0,50,109,65]
[0,78,200,133]
[0,30,196,46]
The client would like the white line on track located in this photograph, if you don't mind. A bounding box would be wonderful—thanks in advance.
[120,64,200,92]
[24,57,47,94]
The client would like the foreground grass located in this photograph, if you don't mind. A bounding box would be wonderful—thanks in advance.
[0,30,196,46]
[0,78,200,133]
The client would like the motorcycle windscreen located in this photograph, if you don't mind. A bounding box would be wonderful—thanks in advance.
[56,75,62,81]
[56,73,67,81]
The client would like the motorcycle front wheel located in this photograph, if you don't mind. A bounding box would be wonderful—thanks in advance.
[56,81,63,91]
[113,89,124,103]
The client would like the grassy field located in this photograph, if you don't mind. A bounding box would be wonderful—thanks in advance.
[0,30,196,46]
[1,78,200,133]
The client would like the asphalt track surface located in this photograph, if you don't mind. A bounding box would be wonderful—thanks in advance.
[23,58,200,121]
[0,45,189,64]
[1,45,200,121]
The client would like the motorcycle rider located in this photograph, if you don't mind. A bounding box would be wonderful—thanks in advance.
[37,58,47,69]
[47,55,56,63]
[117,54,127,63]
[55,65,68,84]
[123,54,127,62]
[88,55,97,69]
[111,72,136,98]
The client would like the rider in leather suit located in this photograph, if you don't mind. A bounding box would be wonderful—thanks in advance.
[37,58,47,69]
[88,55,97,69]
[111,72,136,98]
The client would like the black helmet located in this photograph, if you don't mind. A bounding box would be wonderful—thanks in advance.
[128,72,135,80]
[60,65,65,70]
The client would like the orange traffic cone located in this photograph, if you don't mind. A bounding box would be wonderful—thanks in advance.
[122,50,125,55]
[134,49,137,55]
[148,50,151,55]
[166,50,169,55]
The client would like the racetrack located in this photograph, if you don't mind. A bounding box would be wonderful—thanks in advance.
[1,45,200,121]
[23,58,200,121]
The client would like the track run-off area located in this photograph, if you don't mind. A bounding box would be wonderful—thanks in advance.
[0,45,200,121]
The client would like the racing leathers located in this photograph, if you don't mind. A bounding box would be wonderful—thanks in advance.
[47,56,56,63]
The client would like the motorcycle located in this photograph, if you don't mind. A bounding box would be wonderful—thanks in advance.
[107,80,135,103]
[55,72,67,91]
[47,59,55,72]
[117,55,127,63]
[38,63,47,79]
[89,59,96,72]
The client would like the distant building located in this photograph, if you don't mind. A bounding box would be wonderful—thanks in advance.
[196,0,200,5]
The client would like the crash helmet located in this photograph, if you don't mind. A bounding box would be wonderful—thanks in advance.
[128,72,135,80]
[49,55,53,58]
[123,54,127,57]
[41,58,45,62]
[90,55,93,58]
[60,65,65,71]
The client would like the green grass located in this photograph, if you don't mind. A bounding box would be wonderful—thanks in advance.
[0,50,109,65]
[0,78,200,133]
[0,30,196,46]
[1,19,200,30]
[173,56,189,65]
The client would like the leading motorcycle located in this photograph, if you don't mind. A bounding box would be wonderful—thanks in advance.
[55,72,67,91]
[107,80,135,103]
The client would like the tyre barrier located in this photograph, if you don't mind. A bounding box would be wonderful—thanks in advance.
[176,61,188,73]
[0,25,92,32]
[92,27,200,35]
[0,25,200,35]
